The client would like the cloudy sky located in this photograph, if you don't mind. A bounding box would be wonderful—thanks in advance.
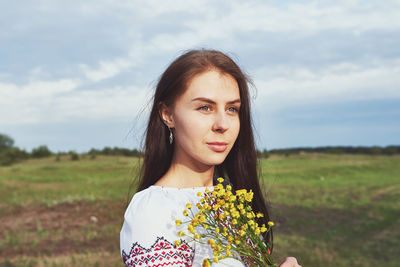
[1,0,399,153]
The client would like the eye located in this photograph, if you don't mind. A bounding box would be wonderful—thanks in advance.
[228,106,239,113]
[198,105,211,111]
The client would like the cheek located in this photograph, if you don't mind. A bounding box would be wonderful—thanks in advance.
[230,118,240,138]
[175,113,209,143]
[233,125,240,143]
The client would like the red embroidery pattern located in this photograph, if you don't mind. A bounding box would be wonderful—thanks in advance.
[122,236,194,267]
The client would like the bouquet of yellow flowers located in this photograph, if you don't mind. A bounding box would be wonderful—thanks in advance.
[175,178,277,267]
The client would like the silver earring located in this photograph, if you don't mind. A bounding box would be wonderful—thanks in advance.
[168,127,174,144]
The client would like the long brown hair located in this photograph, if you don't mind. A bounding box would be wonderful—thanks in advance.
[136,49,273,248]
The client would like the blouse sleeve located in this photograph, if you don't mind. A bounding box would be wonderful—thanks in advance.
[120,189,194,267]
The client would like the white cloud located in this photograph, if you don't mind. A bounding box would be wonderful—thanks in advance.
[253,58,400,112]
[0,75,149,125]
[79,58,132,82]
[179,0,400,42]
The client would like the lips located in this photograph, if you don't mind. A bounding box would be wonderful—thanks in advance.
[207,142,228,152]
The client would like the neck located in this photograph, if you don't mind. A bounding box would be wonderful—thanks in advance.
[155,155,215,188]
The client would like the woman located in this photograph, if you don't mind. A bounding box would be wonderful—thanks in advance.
[120,49,301,267]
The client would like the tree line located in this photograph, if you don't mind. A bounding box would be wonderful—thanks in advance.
[256,146,400,158]
[1,133,399,166]
[0,133,142,166]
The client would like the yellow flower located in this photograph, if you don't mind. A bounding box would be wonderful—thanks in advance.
[226,184,232,191]
[215,227,220,233]
[207,239,215,245]
[186,203,192,209]
[178,231,184,237]
[239,230,245,236]
[245,190,254,202]
[256,212,264,218]
[202,259,211,267]
[174,240,180,247]
[200,215,206,223]
[213,256,219,263]
[226,249,231,256]
[247,212,254,219]
[236,189,246,196]
[197,191,202,197]
[235,240,241,245]
[205,188,210,193]
[232,211,240,218]
[188,224,195,234]
[255,228,260,235]
[261,226,267,233]
[268,221,275,227]
[217,177,224,183]
[191,218,199,226]
[183,210,188,216]
[175,219,182,226]
[194,234,201,239]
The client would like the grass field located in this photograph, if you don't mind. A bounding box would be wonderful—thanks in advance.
[0,154,399,266]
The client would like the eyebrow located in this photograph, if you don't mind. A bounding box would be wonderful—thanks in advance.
[191,97,241,105]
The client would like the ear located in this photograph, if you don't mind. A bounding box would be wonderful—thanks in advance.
[158,102,175,128]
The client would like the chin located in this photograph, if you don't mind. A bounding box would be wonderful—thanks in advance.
[202,153,228,166]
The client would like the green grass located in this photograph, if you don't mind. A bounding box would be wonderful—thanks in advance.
[260,154,400,266]
[0,155,138,207]
[0,153,399,266]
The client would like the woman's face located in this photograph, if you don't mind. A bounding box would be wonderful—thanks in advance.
[163,70,241,169]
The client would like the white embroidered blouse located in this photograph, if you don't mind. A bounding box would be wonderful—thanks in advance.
[120,185,246,267]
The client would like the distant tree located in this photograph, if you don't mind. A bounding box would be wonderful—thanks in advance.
[368,146,382,155]
[262,149,270,158]
[31,145,52,158]
[384,146,398,155]
[88,148,97,159]
[69,151,79,161]
[102,146,112,155]
[0,147,29,166]
[89,148,99,154]
[132,149,141,157]
[0,133,14,152]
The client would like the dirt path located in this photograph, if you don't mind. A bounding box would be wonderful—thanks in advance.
[0,201,126,258]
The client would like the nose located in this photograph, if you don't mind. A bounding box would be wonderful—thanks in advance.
[212,111,229,133]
